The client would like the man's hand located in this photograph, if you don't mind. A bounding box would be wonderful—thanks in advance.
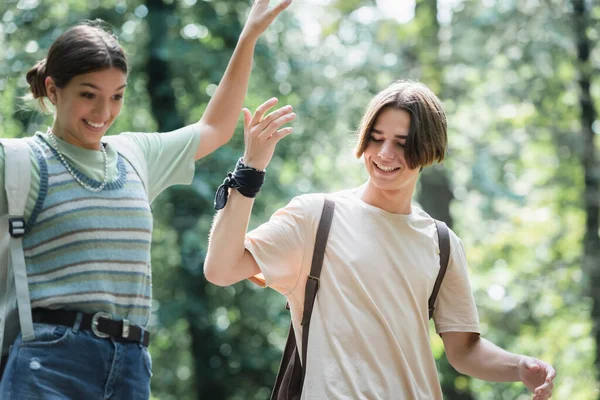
[518,356,556,400]
[242,98,295,171]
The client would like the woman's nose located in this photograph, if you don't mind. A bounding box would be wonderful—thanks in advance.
[93,100,110,120]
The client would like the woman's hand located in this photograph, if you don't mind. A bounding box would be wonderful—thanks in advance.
[242,98,295,171]
[242,0,292,41]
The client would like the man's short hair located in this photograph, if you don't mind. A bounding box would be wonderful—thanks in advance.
[354,81,447,170]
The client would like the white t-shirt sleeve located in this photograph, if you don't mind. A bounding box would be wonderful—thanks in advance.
[245,195,315,295]
[433,232,481,334]
[119,124,201,198]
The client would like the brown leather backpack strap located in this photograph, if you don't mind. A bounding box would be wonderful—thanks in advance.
[429,220,450,319]
[271,320,300,398]
[300,198,335,371]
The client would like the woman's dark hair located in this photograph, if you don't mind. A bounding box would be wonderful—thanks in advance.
[26,20,127,110]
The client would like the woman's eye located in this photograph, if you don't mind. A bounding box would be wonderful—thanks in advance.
[370,136,383,143]
[397,142,405,148]
[113,94,124,101]
[81,92,95,99]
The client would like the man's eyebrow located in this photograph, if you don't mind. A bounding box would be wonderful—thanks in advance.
[371,128,408,139]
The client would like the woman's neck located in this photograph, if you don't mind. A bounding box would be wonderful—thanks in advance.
[50,123,102,151]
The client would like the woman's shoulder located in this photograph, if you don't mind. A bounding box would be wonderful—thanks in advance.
[0,136,39,162]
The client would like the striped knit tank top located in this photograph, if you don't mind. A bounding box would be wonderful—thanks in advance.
[23,135,153,327]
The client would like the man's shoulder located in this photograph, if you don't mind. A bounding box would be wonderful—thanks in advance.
[287,192,327,216]
[409,205,463,251]
[292,189,359,211]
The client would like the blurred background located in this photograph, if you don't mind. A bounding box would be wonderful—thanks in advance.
[1,0,599,398]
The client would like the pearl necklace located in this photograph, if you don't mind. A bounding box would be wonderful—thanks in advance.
[46,129,109,193]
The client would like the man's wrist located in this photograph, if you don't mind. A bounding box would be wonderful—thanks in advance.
[240,157,265,172]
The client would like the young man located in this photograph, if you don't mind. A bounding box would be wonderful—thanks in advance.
[204,81,556,399]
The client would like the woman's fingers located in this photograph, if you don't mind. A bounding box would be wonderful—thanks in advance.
[245,0,292,38]
[263,0,293,26]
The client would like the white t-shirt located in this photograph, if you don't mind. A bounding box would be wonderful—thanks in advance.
[245,189,480,400]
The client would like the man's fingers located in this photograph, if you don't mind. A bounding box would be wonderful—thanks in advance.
[250,98,279,127]
[270,127,294,141]
[535,381,554,393]
[546,366,557,381]
[257,105,293,131]
[243,108,252,131]
[261,112,296,138]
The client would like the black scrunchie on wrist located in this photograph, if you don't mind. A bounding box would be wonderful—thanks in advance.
[214,158,266,210]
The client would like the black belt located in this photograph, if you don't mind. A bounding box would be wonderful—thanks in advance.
[0,354,8,379]
[32,309,150,347]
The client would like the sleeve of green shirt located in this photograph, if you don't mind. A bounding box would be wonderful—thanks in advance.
[0,143,41,221]
[118,123,201,201]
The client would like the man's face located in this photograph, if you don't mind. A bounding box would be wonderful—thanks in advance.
[362,107,420,193]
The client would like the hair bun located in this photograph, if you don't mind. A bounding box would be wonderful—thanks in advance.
[26,58,48,99]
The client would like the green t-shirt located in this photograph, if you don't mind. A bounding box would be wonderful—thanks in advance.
[0,124,202,219]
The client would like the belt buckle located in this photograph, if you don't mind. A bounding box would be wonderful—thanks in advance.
[91,312,112,339]
[122,319,130,339]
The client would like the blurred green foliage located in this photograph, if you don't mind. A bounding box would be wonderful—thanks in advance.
[1,0,599,399]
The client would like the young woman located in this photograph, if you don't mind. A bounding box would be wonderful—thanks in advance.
[205,81,556,400]
[0,1,296,398]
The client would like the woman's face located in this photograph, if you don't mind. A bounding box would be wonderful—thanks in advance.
[47,67,127,150]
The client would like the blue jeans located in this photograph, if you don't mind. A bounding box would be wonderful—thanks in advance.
[0,317,152,399]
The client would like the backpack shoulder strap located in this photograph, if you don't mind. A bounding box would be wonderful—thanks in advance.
[0,138,35,351]
[1,139,31,218]
[103,135,149,200]
[300,197,335,369]
[428,219,451,319]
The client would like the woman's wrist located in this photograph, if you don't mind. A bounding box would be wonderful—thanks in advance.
[239,28,260,46]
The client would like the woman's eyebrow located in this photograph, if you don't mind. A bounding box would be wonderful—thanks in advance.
[79,82,127,91]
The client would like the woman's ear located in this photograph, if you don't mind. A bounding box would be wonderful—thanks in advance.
[45,76,57,104]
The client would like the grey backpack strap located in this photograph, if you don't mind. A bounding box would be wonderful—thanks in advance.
[0,138,35,351]
[428,220,450,319]
[300,198,335,370]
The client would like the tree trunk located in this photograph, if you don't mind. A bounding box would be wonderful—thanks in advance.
[145,0,184,133]
[414,0,454,227]
[571,0,600,389]
[145,1,212,398]
[414,0,471,398]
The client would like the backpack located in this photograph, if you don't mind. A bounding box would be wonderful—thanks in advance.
[270,198,451,399]
[0,135,149,361]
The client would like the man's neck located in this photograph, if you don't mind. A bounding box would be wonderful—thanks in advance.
[359,180,415,214]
